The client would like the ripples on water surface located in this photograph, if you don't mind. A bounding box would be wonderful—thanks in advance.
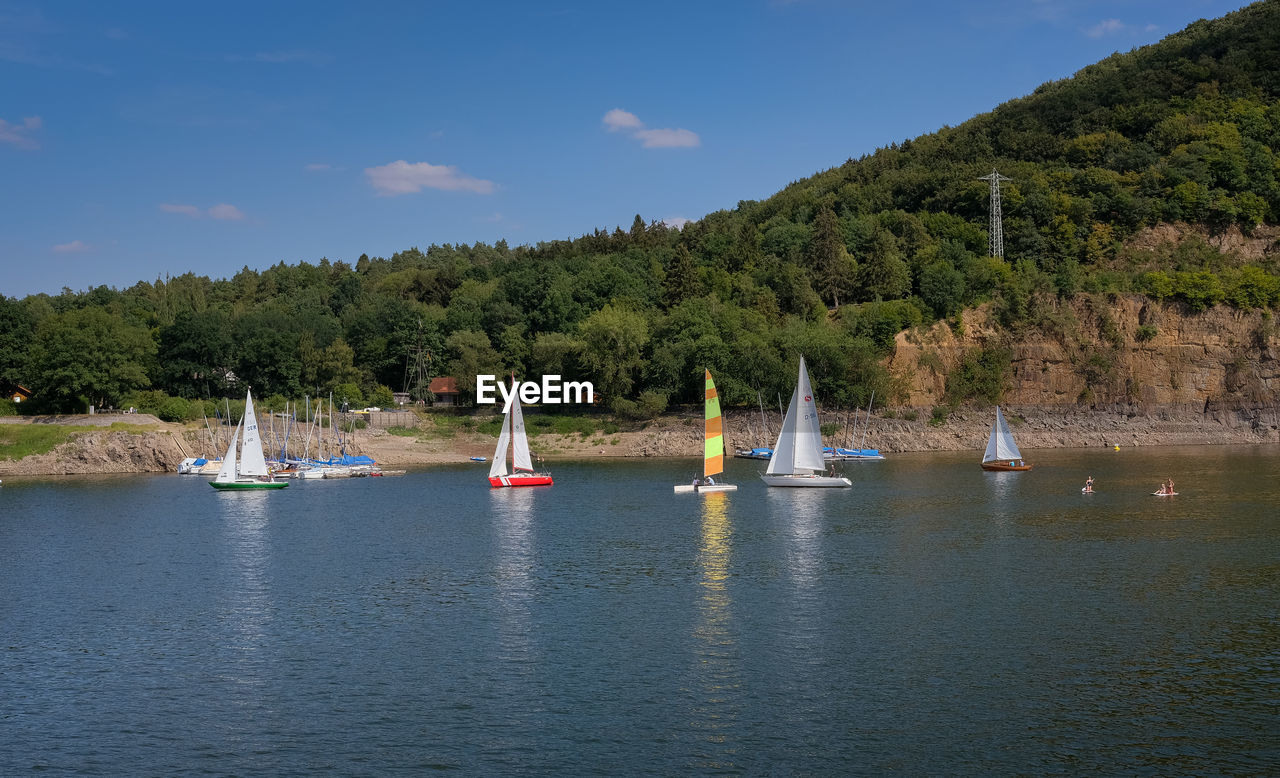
[1,447,1278,775]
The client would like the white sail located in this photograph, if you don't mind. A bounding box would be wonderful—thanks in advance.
[239,390,270,477]
[766,385,799,475]
[511,394,533,472]
[766,356,828,475]
[213,420,241,483]
[982,406,1023,462]
[489,407,511,478]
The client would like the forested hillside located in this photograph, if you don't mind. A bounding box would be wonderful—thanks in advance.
[3,1,1280,419]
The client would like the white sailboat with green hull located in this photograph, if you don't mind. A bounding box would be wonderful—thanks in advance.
[210,389,288,490]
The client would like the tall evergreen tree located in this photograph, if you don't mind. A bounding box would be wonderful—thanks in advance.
[808,206,856,308]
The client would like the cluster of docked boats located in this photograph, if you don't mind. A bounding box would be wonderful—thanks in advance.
[183,390,399,490]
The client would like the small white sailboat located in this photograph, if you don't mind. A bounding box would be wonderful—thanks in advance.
[210,390,288,490]
[760,357,851,488]
[980,405,1032,471]
[489,380,553,488]
[675,369,738,494]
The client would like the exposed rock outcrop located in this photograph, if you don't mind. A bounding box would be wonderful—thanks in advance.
[889,296,1280,412]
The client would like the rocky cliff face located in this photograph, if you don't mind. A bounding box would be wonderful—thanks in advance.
[889,296,1280,413]
[0,429,189,475]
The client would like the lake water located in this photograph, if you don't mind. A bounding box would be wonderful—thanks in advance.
[2,447,1278,775]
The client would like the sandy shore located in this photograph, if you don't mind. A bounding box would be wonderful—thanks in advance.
[2,403,1278,476]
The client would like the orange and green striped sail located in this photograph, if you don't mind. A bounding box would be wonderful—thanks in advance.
[703,369,724,479]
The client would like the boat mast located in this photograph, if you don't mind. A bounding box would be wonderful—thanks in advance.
[858,390,875,452]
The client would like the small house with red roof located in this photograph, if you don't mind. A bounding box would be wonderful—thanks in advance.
[428,377,462,407]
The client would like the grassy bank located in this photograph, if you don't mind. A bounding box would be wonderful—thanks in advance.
[0,422,156,461]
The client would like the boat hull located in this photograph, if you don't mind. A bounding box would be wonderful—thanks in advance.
[673,483,739,494]
[489,474,553,488]
[760,474,852,488]
[210,480,289,490]
[980,462,1033,471]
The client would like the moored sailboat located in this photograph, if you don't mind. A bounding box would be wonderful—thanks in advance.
[488,382,553,488]
[210,390,289,490]
[760,357,851,488]
[675,369,738,494]
[980,406,1032,471]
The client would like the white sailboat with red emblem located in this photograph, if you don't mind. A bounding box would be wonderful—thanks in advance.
[760,356,851,488]
[488,380,552,488]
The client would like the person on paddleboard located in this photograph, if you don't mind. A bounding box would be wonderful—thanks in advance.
[1084,476,1094,492]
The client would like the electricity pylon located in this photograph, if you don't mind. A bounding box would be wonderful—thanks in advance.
[978,168,1012,258]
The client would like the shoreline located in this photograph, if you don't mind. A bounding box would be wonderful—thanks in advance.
[2,404,1278,476]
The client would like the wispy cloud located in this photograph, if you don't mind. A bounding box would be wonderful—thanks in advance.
[159,203,246,220]
[1086,18,1126,37]
[304,163,333,171]
[159,203,202,217]
[52,240,88,253]
[364,160,495,196]
[0,115,42,149]
[603,108,700,149]
[634,128,700,149]
[208,203,245,220]
[662,217,692,229]
[0,40,114,74]
[227,50,331,66]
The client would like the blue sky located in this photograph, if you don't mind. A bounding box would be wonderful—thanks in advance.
[0,0,1251,298]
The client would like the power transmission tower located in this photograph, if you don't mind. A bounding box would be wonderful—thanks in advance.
[402,320,433,405]
[978,168,1012,258]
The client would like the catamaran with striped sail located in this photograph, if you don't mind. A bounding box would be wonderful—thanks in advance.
[675,369,737,493]
[210,389,288,490]
[760,357,851,488]
[488,379,553,488]
[980,405,1032,471]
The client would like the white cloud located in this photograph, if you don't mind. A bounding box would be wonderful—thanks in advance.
[364,160,495,196]
[1086,18,1126,37]
[0,115,42,149]
[662,217,692,229]
[602,108,700,150]
[208,203,245,220]
[603,108,643,132]
[52,240,88,253]
[159,203,201,217]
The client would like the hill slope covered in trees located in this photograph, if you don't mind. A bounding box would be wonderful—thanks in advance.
[2,1,1279,419]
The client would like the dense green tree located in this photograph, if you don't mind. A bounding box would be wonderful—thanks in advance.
[578,305,649,400]
[29,307,156,411]
[808,206,856,308]
[0,296,35,386]
[157,310,234,397]
[854,230,912,302]
[445,330,502,399]
[663,245,700,307]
